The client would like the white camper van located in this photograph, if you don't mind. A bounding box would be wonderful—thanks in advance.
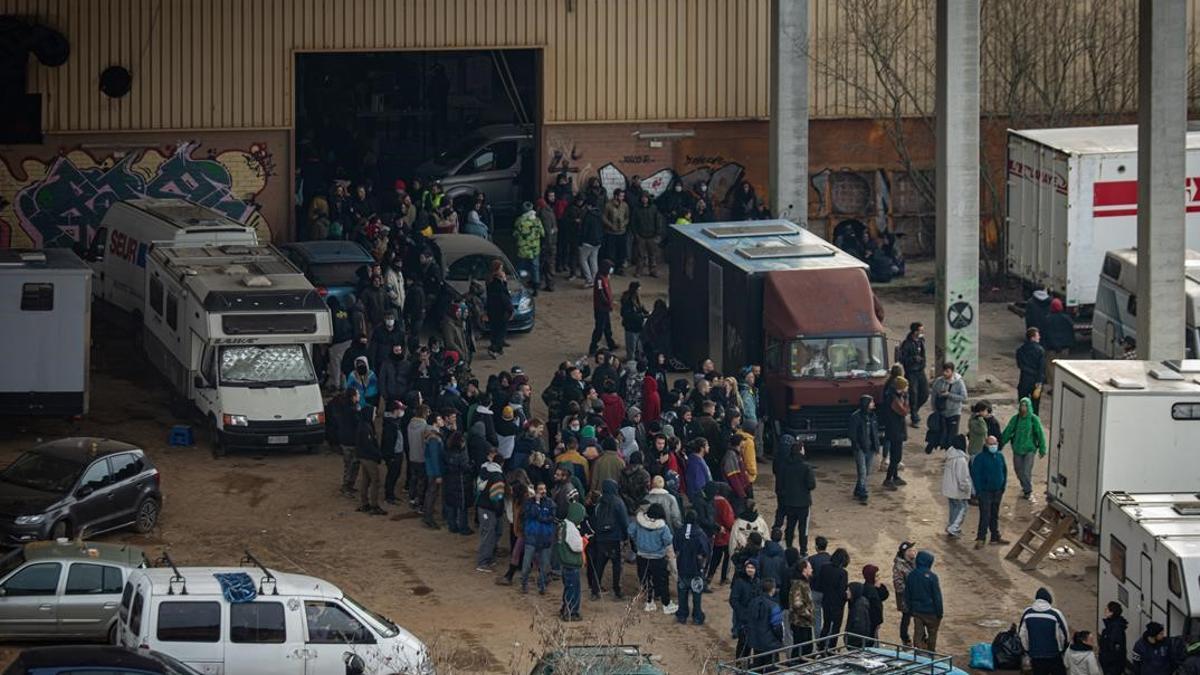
[142,243,330,456]
[1048,360,1200,528]
[117,561,430,675]
[1092,248,1200,359]
[1098,492,1200,659]
[0,249,92,417]
[86,198,258,317]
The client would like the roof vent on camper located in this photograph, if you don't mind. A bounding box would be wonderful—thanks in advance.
[736,244,834,260]
[702,223,796,238]
[1163,360,1200,374]
[1173,501,1200,516]
[1150,366,1186,381]
[220,245,253,255]
[242,275,272,288]
[1107,377,1145,390]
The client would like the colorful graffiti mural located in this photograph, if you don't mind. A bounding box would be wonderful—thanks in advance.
[0,141,275,249]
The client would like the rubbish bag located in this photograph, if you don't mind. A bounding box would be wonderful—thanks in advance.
[992,624,1025,670]
[970,642,995,670]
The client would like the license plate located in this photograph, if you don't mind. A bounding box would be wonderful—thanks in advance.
[831,438,852,448]
[797,433,818,442]
[267,435,288,445]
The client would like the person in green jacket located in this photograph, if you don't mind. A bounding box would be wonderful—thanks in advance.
[1000,397,1046,500]
[556,501,586,621]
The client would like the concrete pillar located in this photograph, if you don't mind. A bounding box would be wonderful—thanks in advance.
[769,0,808,225]
[933,0,981,384]
[1136,0,1187,360]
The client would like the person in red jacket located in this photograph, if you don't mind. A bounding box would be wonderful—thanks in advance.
[589,259,618,354]
[599,382,626,436]
[707,484,737,586]
[641,371,662,423]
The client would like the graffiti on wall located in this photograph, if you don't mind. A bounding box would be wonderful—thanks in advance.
[0,141,276,249]
[809,168,935,253]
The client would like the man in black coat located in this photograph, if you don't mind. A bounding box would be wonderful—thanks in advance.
[774,435,817,554]
[1015,327,1046,415]
[848,395,881,505]
[897,322,929,427]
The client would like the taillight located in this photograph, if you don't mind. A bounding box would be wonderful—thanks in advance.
[316,286,328,297]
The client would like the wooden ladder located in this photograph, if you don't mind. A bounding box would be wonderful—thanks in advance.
[1005,505,1076,571]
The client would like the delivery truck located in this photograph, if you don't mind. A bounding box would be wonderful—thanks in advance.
[1098,492,1200,656]
[1006,125,1200,312]
[668,220,888,449]
[1092,248,1200,359]
[0,249,92,417]
[142,243,330,457]
[1048,360,1200,528]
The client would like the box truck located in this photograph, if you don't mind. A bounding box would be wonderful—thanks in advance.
[1092,248,1200,359]
[1006,125,1200,311]
[668,220,888,449]
[83,198,258,318]
[1098,492,1200,656]
[1048,360,1200,528]
[142,243,330,456]
[0,249,91,417]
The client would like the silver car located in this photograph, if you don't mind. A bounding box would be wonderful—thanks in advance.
[0,540,145,642]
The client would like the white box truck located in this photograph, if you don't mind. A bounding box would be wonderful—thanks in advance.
[1048,360,1200,528]
[0,249,92,417]
[1098,492,1200,656]
[1092,248,1200,358]
[142,243,330,456]
[1006,125,1200,310]
[84,198,258,318]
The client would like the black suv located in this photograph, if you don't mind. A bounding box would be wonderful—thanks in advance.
[0,438,162,543]
[3,646,199,674]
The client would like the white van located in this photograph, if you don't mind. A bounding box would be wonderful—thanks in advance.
[1092,248,1200,358]
[84,198,259,318]
[117,564,430,675]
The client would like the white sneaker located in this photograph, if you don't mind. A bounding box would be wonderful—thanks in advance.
[643,601,657,613]
[662,602,679,615]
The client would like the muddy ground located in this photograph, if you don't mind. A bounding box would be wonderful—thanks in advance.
[0,261,1096,673]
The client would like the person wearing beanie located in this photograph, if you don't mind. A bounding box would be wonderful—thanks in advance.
[1020,587,1071,674]
[861,564,890,641]
[628,501,675,613]
[1132,621,1172,675]
[590,436,626,492]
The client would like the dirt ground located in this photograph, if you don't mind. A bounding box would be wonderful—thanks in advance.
[0,260,1097,673]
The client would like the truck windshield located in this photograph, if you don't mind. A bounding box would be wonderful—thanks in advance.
[219,345,317,387]
[789,336,887,379]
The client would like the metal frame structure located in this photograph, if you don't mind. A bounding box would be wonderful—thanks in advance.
[717,634,959,675]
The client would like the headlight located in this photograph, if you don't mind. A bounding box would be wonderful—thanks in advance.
[306,412,325,426]
[516,296,532,313]
[222,413,249,427]
[15,514,45,525]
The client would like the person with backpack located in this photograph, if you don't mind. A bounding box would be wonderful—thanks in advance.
[589,479,629,600]
[673,509,711,625]
[628,502,676,614]
[556,502,587,621]
[845,582,875,647]
[474,448,506,572]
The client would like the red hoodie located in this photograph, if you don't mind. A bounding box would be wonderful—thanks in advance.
[713,494,736,548]
[593,274,612,310]
[641,373,662,422]
[600,392,625,434]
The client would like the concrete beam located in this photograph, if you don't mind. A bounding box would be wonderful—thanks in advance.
[769,0,808,225]
[1136,0,1187,360]
[934,0,980,384]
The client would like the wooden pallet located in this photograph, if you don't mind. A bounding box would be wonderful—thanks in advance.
[1005,504,1077,571]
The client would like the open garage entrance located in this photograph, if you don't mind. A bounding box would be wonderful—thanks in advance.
[295,48,540,240]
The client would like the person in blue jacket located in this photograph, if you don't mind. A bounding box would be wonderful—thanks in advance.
[905,550,943,651]
[520,482,557,595]
[970,435,1010,549]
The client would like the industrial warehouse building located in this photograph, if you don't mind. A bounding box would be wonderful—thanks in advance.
[1,0,1198,252]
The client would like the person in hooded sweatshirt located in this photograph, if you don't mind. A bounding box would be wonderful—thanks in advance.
[941,434,973,538]
[845,581,875,647]
[1098,601,1128,675]
[748,578,784,668]
[1021,587,1071,675]
[813,547,849,648]
[905,550,943,651]
[848,394,881,504]
[730,559,761,659]
[590,478,629,600]
[346,355,379,413]
[1002,396,1047,500]
[731,499,771,558]
[629,502,675,614]
[1132,622,1174,675]
[674,508,712,625]
[1065,631,1104,675]
[861,564,890,642]
[892,541,917,646]
[758,528,788,591]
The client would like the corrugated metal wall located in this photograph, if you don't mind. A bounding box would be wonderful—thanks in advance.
[2,0,772,132]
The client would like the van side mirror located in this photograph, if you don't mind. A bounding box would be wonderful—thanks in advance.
[343,653,365,675]
[193,375,207,390]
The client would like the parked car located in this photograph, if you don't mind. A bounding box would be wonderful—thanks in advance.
[0,438,162,543]
[415,124,536,216]
[0,540,146,642]
[435,233,535,332]
[278,240,376,306]
[529,645,666,675]
[2,645,200,674]
[118,564,430,675]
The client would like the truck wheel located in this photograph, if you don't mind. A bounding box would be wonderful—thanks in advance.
[208,419,227,458]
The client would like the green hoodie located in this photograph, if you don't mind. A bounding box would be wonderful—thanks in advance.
[1001,397,1046,456]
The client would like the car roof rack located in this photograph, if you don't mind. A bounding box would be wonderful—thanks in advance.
[162,552,188,595]
[241,549,278,595]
